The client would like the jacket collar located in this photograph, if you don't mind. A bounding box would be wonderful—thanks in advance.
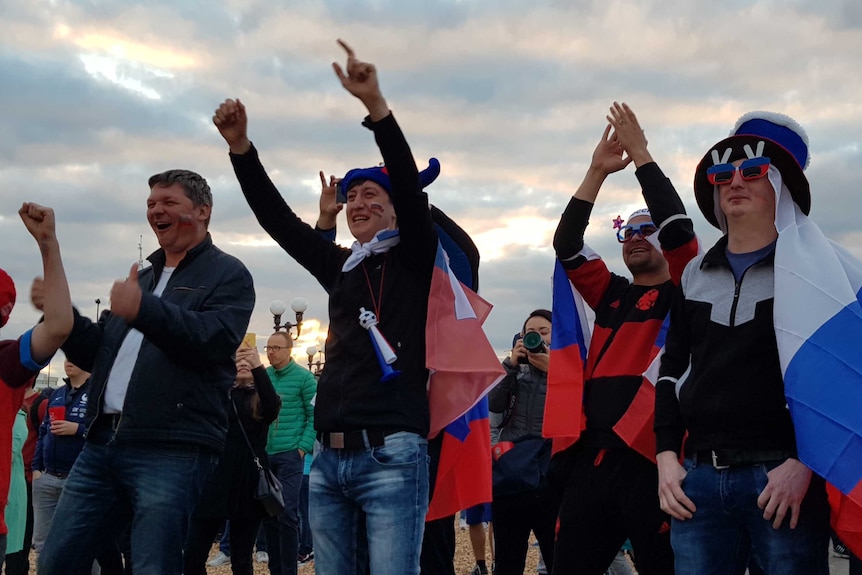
[700,234,776,270]
[146,233,213,278]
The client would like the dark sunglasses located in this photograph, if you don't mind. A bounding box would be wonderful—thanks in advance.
[617,222,657,243]
[706,156,771,185]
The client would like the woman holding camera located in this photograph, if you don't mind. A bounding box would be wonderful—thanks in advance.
[487,309,557,575]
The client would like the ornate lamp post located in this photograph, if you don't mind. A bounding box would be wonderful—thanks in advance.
[306,343,325,376]
[269,297,308,339]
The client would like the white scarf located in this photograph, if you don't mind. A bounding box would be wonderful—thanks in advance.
[341,229,401,272]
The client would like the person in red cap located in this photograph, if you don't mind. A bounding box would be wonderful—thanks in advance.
[0,202,73,564]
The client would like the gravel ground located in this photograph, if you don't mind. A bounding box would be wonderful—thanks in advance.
[23,527,853,574]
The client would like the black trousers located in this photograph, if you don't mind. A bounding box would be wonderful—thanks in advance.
[552,445,673,575]
[184,515,262,575]
[492,486,559,575]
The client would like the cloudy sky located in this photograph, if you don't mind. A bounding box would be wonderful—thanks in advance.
[2,0,861,379]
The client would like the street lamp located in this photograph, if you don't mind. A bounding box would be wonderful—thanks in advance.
[269,297,308,339]
[306,343,325,376]
[95,298,101,317]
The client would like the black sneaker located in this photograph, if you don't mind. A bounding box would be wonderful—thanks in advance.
[297,551,314,565]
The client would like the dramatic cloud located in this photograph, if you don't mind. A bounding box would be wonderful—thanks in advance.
[1,0,860,377]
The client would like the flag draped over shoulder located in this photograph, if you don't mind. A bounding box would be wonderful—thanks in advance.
[425,207,501,519]
[772,175,862,556]
[426,244,503,437]
[543,259,591,454]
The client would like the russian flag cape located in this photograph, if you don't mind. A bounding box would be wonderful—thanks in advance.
[425,207,502,520]
[771,170,862,556]
[543,259,592,454]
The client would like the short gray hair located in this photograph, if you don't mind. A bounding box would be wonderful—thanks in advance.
[148,169,212,209]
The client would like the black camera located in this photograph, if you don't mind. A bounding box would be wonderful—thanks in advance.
[518,331,546,363]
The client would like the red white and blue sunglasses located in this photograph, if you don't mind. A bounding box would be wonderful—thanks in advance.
[706,156,771,185]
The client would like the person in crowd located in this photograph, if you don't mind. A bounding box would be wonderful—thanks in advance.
[184,344,281,575]
[297,452,313,565]
[655,112,833,573]
[4,379,42,575]
[488,310,556,575]
[463,503,493,575]
[31,360,92,551]
[1,406,28,571]
[37,170,255,575]
[0,203,73,563]
[214,40,437,575]
[549,103,697,574]
[260,330,316,575]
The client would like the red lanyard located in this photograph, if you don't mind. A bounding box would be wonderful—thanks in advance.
[361,255,388,322]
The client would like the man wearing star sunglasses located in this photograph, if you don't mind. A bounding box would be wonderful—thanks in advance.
[550,102,698,575]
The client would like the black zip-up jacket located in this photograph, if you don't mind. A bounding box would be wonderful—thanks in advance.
[230,113,437,436]
[655,236,797,456]
[62,234,255,452]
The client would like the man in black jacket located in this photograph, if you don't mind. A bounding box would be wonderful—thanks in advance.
[655,112,830,574]
[214,40,435,575]
[37,169,255,575]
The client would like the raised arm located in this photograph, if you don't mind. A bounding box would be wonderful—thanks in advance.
[332,38,389,122]
[19,203,72,365]
[333,40,435,259]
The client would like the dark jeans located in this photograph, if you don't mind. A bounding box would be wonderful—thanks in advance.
[492,487,558,575]
[185,515,262,575]
[298,473,312,555]
[37,442,218,575]
[553,446,674,575]
[263,449,304,575]
[670,456,829,575]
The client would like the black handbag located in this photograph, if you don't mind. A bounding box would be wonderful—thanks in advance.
[492,436,552,497]
[232,397,285,517]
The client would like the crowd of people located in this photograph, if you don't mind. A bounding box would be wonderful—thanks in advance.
[0,39,861,575]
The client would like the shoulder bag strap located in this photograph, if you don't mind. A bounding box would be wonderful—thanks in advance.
[230,393,265,472]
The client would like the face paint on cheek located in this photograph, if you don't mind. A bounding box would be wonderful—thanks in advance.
[178,214,194,225]
[369,202,385,217]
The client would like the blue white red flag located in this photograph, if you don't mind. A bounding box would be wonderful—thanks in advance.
[543,259,592,453]
[426,397,492,521]
[771,174,862,555]
[426,244,504,437]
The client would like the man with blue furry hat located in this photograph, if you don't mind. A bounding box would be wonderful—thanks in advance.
[214,40,441,575]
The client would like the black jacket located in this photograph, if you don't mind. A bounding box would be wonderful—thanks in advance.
[655,237,796,456]
[62,234,255,452]
[230,113,436,436]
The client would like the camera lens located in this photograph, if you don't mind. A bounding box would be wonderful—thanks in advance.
[522,331,545,354]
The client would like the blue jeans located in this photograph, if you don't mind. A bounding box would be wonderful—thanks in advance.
[37,442,218,575]
[263,449,304,575]
[309,431,429,575]
[671,456,830,575]
[298,473,313,555]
